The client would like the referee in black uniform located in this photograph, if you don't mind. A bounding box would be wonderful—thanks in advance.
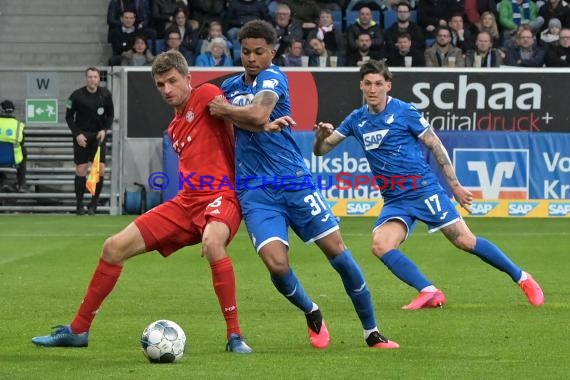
[66,67,114,215]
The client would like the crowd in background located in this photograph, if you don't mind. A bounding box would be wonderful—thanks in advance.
[106,0,570,68]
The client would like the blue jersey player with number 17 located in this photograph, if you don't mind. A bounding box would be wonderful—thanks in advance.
[208,20,399,350]
[314,60,544,310]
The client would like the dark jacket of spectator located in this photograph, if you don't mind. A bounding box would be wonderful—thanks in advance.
[545,43,570,66]
[346,20,384,54]
[224,0,269,32]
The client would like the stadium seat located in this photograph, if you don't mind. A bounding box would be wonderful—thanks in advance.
[346,10,381,28]
[331,10,343,30]
[383,9,417,29]
[151,39,165,55]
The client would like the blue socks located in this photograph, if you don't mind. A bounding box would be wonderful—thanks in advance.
[380,249,432,291]
[472,237,522,282]
[330,250,376,330]
[271,268,313,313]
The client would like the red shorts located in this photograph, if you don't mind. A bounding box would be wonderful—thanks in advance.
[134,191,241,257]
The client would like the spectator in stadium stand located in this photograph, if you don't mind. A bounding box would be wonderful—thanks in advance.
[166,7,201,58]
[224,0,270,46]
[346,32,385,66]
[545,26,570,65]
[199,20,233,55]
[540,18,562,47]
[152,0,188,38]
[424,25,466,66]
[284,0,321,36]
[163,28,196,65]
[448,12,475,53]
[471,10,501,47]
[271,3,304,58]
[273,39,305,66]
[347,6,385,57]
[0,100,27,192]
[498,0,544,42]
[108,10,138,65]
[306,9,347,60]
[385,32,426,66]
[189,0,227,30]
[464,30,504,66]
[106,0,153,42]
[121,35,155,66]
[538,0,570,32]
[307,37,336,66]
[65,68,114,216]
[503,24,546,66]
[384,2,426,54]
[195,37,234,66]
[464,0,498,25]
[417,0,460,39]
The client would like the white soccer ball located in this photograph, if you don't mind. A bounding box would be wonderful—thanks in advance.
[141,320,186,363]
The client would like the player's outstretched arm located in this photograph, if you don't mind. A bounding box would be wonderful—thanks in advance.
[313,122,345,156]
[208,92,278,132]
[420,127,473,212]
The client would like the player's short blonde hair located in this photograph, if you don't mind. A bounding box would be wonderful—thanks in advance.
[151,50,188,78]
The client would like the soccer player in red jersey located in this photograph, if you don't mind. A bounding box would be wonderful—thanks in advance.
[31,50,253,353]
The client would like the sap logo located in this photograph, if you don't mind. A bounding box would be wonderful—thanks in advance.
[454,149,529,199]
[471,202,498,216]
[548,203,570,216]
[231,94,254,107]
[347,201,375,215]
[363,130,389,151]
[508,202,538,216]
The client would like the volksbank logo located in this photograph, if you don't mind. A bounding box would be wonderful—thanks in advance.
[346,201,376,215]
[454,149,529,199]
[508,202,538,216]
[548,203,570,216]
[471,202,499,216]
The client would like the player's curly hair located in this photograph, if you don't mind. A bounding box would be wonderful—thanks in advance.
[151,50,188,78]
[359,60,393,81]
[238,20,277,45]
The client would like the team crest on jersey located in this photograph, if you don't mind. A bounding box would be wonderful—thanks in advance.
[186,111,194,122]
[385,114,394,124]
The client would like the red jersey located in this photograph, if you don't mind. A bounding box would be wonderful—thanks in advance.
[168,83,235,195]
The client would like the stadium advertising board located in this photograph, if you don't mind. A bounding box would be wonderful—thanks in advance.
[127,69,570,137]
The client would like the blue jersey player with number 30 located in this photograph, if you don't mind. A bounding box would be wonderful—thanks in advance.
[209,21,399,350]
[314,60,544,310]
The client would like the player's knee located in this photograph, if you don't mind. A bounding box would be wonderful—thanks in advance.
[452,234,476,252]
[371,240,394,257]
[101,235,127,264]
[263,255,289,276]
[201,237,226,262]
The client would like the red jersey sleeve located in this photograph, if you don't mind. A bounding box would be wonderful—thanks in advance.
[194,83,224,106]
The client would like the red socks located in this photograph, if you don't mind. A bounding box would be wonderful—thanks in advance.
[210,257,241,339]
[70,258,123,334]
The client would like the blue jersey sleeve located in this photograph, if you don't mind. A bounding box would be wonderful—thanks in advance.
[252,67,287,103]
[335,109,359,138]
[404,103,431,138]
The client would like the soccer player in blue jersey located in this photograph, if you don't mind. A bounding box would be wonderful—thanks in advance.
[313,60,544,310]
[208,20,399,349]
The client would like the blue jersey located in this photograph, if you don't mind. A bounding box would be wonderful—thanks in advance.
[336,96,442,200]
[221,65,311,187]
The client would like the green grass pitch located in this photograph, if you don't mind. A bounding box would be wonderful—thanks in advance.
[1,216,569,379]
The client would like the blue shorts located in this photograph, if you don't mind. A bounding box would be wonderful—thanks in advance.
[238,186,339,252]
[374,187,461,239]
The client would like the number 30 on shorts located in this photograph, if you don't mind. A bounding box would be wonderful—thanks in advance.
[303,191,328,216]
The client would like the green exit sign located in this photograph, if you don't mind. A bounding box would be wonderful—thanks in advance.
[26,99,58,124]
